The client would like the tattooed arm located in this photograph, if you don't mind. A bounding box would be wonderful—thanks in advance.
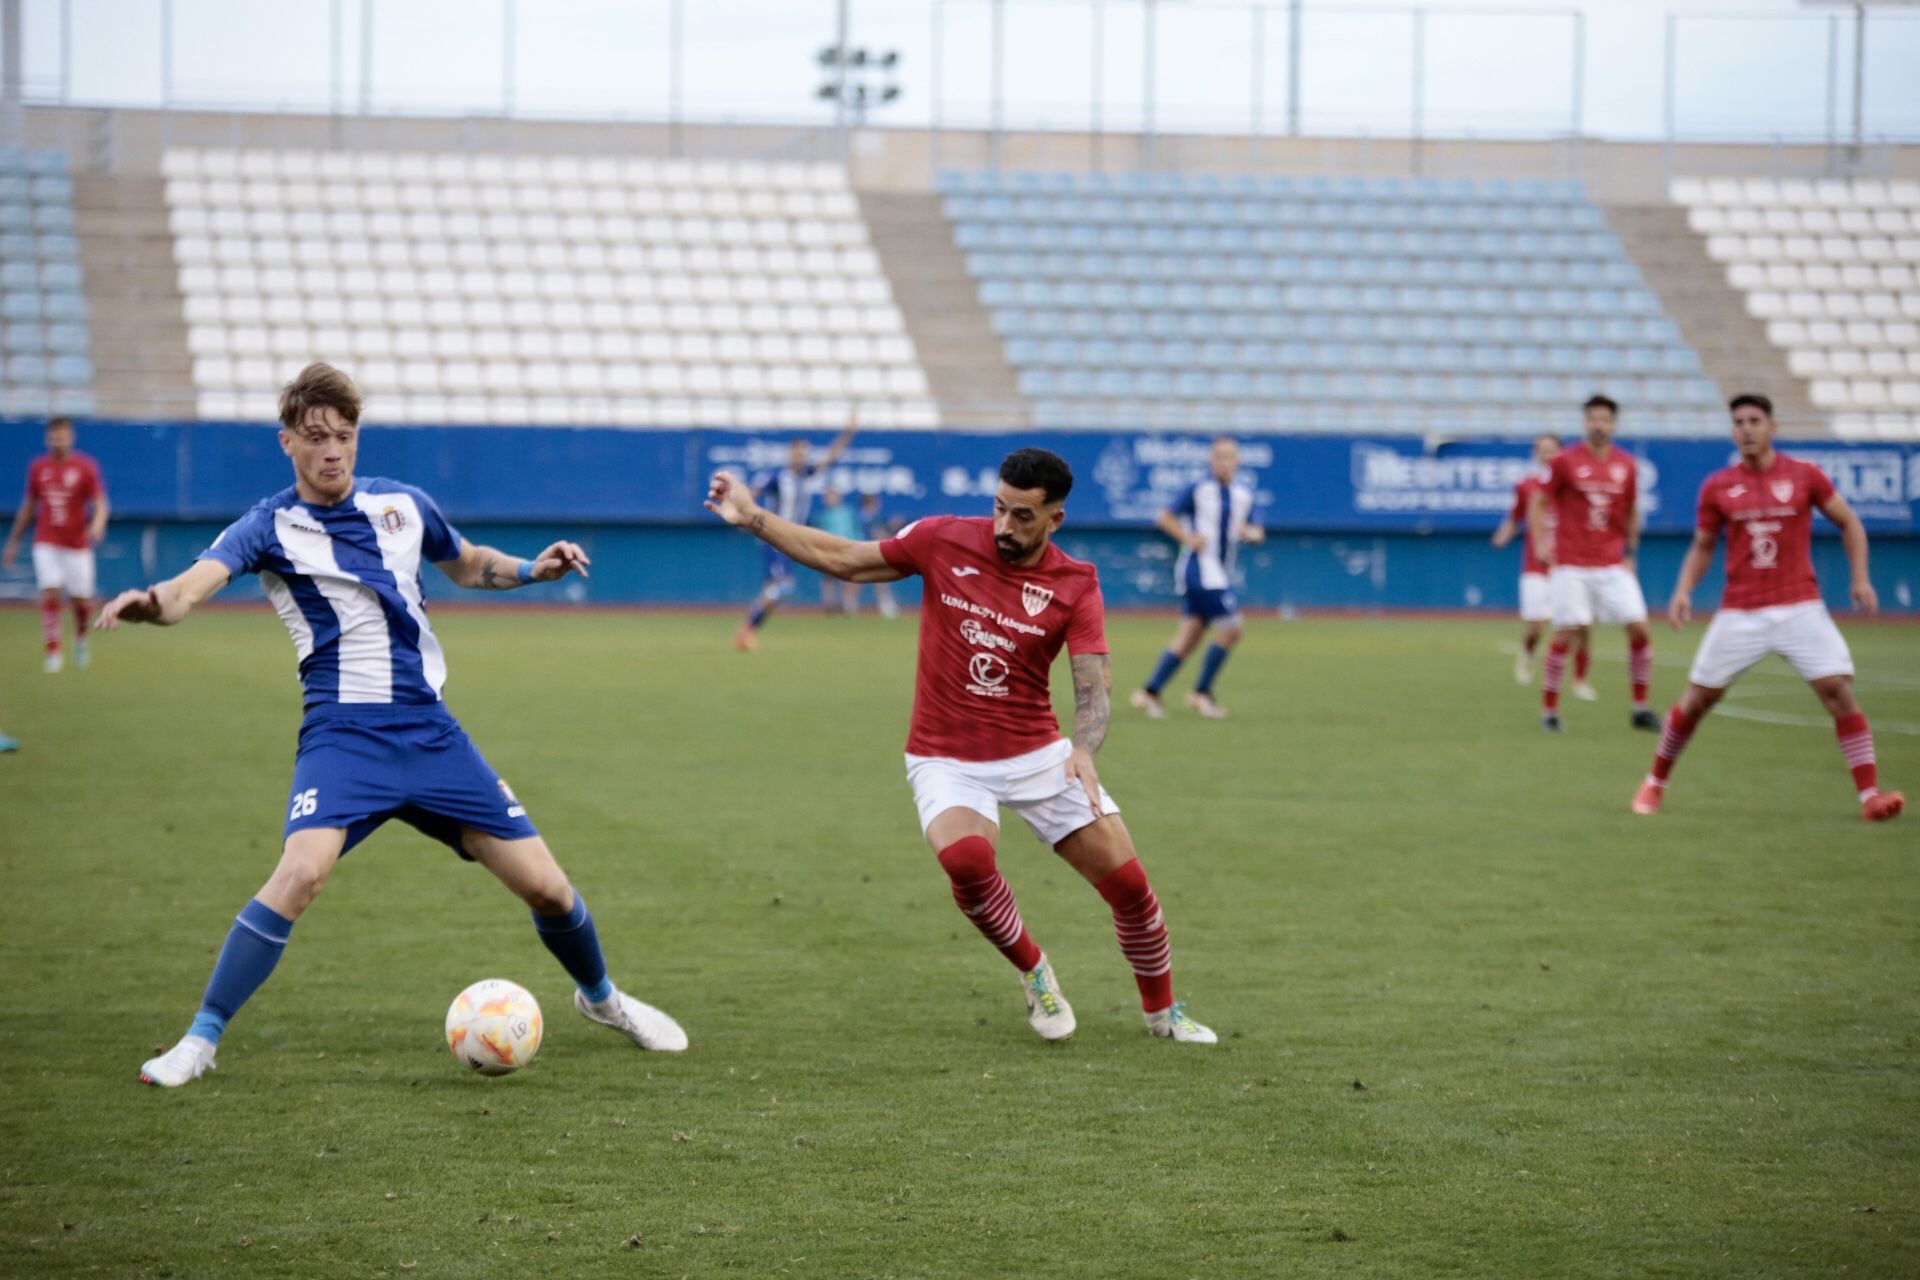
[1063,652,1113,814]
[436,538,592,591]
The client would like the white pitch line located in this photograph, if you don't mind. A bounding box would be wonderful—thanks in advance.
[1712,704,1920,735]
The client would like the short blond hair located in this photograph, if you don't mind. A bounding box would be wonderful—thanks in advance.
[278,361,361,429]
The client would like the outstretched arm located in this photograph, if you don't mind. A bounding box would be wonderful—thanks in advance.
[706,470,903,583]
[436,538,591,590]
[1063,652,1113,814]
[97,558,233,629]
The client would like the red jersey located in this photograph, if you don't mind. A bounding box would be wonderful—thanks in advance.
[1509,472,1553,575]
[24,452,105,549]
[1696,453,1835,611]
[1542,442,1637,568]
[878,516,1109,762]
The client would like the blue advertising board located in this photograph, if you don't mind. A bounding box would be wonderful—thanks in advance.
[4,421,1917,536]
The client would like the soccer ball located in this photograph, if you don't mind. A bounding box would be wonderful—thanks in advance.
[445,979,543,1076]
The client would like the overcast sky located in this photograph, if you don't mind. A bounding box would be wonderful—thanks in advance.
[12,0,1920,143]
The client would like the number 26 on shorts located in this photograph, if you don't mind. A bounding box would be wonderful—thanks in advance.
[289,788,319,820]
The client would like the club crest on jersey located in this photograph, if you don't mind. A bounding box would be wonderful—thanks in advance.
[379,506,407,534]
[1020,583,1054,617]
[498,779,526,818]
[1609,464,1626,482]
[1770,480,1794,503]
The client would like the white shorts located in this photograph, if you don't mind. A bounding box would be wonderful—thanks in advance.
[1519,572,1552,623]
[31,544,95,597]
[905,737,1120,848]
[1549,564,1647,629]
[1688,601,1854,689]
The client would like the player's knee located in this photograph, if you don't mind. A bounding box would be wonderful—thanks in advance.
[266,858,331,913]
[936,834,998,883]
[522,878,575,918]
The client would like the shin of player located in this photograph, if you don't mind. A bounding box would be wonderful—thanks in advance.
[4,416,108,673]
[1530,396,1658,732]
[1633,393,1903,822]
[1134,437,1264,721]
[99,363,687,1087]
[708,449,1217,1044]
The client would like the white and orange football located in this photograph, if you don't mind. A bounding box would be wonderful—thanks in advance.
[444,979,543,1077]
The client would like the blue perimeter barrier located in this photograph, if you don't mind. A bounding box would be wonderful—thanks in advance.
[3,421,1917,613]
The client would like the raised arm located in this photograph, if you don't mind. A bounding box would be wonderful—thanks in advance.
[1818,491,1877,614]
[436,537,591,591]
[818,415,858,470]
[705,471,902,583]
[96,557,233,629]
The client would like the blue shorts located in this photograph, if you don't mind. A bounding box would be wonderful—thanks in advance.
[284,703,539,858]
[762,546,795,596]
[1181,586,1240,623]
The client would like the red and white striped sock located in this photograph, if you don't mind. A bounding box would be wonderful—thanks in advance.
[1645,704,1699,788]
[39,596,61,655]
[1541,639,1570,712]
[1833,713,1879,802]
[1628,636,1653,708]
[1574,646,1591,682]
[1095,857,1174,1012]
[936,836,1042,972]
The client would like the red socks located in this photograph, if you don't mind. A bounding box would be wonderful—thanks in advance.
[1628,636,1653,707]
[1523,631,1541,657]
[1574,646,1591,682]
[1541,639,1570,711]
[39,596,60,655]
[72,598,91,639]
[1095,857,1174,1012]
[936,836,1042,973]
[1834,713,1878,801]
[1648,705,1700,784]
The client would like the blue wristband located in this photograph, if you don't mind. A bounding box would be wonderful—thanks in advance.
[516,559,536,584]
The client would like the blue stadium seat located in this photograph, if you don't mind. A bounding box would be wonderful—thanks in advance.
[45,321,87,353]
[49,354,91,385]
[26,150,66,175]
[4,320,42,351]
[43,291,87,321]
[50,388,94,415]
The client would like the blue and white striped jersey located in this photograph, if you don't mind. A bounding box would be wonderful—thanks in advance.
[754,465,821,527]
[198,478,463,708]
[1170,478,1258,592]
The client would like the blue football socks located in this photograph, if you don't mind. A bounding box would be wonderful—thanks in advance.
[1144,649,1185,696]
[1195,643,1232,695]
[189,898,296,1045]
[531,893,613,1003]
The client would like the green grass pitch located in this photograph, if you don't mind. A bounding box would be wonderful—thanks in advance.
[0,607,1915,1278]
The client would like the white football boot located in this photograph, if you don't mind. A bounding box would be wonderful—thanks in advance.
[1019,953,1076,1041]
[1573,679,1599,702]
[1145,1003,1218,1045]
[1129,689,1166,720]
[43,651,62,674]
[74,639,90,670]
[575,988,689,1052]
[1512,652,1532,684]
[139,1034,218,1087]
